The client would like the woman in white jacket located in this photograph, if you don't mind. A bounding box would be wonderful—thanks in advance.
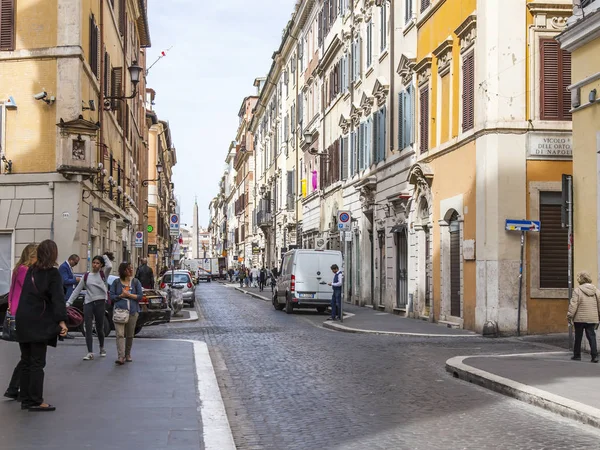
[567,271,600,363]
[67,254,112,360]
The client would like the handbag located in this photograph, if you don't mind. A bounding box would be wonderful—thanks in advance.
[2,311,17,341]
[113,293,130,324]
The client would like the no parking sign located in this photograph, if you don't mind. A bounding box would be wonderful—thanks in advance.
[134,231,143,248]
[337,210,351,230]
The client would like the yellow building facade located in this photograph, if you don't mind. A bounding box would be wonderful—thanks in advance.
[410,0,573,334]
[0,0,151,277]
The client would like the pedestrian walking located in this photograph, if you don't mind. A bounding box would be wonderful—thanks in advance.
[269,268,277,293]
[135,258,155,289]
[4,244,37,401]
[272,265,279,279]
[259,267,267,292]
[239,267,246,288]
[228,268,235,282]
[58,254,80,339]
[251,266,260,288]
[327,264,343,321]
[567,271,600,363]
[66,254,112,360]
[15,240,68,411]
[109,262,143,365]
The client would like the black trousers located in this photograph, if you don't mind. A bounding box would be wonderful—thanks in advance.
[574,322,598,359]
[19,342,48,407]
[5,358,23,395]
[84,300,105,353]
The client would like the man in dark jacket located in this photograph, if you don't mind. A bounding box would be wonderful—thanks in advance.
[59,254,80,301]
[135,258,155,289]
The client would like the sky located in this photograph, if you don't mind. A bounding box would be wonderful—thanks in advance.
[146,0,296,228]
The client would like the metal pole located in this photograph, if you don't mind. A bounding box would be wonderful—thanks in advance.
[341,231,346,323]
[517,231,525,337]
[87,201,92,271]
[567,175,574,351]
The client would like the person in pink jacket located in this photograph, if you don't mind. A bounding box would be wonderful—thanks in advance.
[4,244,37,401]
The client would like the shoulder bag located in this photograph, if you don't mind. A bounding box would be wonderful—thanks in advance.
[2,310,16,341]
[113,281,131,324]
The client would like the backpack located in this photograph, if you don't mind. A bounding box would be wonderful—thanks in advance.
[83,271,110,304]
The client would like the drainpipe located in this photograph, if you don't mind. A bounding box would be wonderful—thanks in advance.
[389,0,395,155]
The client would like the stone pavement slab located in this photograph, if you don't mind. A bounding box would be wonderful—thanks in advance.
[447,351,600,429]
[0,338,233,450]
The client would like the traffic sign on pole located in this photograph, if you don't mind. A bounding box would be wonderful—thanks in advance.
[170,214,180,236]
[337,210,351,230]
[134,231,143,248]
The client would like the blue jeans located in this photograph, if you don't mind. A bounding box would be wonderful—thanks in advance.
[331,289,342,319]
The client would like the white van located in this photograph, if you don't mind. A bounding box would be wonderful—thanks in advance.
[272,249,343,314]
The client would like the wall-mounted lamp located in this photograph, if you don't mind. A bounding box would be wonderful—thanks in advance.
[141,162,164,187]
[590,89,597,103]
[34,91,55,105]
[303,131,313,146]
[1,155,13,174]
[103,61,143,110]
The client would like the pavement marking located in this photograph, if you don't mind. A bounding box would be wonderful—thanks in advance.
[170,310,199,323]
[446,352,600,430]
[322,320,481,337]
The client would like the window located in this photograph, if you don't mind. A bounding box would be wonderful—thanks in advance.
[89,15,100,78]
[419,85,430,153]
[0,233,11,295]
[380,2,388,51]
[341,54,349,93]
[366,21,373,68]
[118,0,126,36]
[540,38,572,121]
[352,38,362,82]
[373,107,387,163]
[462,51,475,132]
[405,0,413,23]
[0,0,15,51]
[421,0,430,13]
[341,136,349,180]
[350,130,357,175]
[539,191,567,289]
[398,86,414,150]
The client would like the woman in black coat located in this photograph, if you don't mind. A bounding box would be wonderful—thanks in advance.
[16,240,68,412]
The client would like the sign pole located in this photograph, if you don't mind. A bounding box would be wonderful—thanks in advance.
[567,175,574,351]
[517,231,525,337]
[341,231,345,324]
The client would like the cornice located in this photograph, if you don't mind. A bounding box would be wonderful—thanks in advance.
[558,8,600,51]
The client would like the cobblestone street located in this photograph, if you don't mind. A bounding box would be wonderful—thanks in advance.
[139,283,600,449]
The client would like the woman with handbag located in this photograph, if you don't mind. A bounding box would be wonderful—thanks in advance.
[3,244,37,401]
[109,262,143,365]
[15,240,68,412]
[66,254,112,360]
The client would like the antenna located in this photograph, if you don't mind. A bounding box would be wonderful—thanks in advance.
[146,46,174,76]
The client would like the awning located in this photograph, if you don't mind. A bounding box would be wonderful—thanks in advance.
[390,224,407,234]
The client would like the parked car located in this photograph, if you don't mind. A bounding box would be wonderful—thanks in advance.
[273,249,343,314]
[69,274,171,336]
[159,270,195,307]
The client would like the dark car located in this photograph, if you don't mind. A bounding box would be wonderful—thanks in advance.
[69,274,171,336]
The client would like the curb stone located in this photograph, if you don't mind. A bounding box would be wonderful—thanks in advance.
[324,320,481,338]
[446,353,600,430]
[170,310,199,323]
[235,287,270,302]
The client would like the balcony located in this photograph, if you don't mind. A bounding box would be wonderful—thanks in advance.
[257,211,273,228]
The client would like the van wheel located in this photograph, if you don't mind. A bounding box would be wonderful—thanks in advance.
[273,294,284,311]
[285,296,294,314]
[316,307,327,314]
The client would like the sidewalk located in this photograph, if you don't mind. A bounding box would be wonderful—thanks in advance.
[447,351,600,429]
[0,338,234,450]
[230,282,477,337]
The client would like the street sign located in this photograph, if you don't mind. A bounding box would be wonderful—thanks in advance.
[345,231,353,242]
[337,210,351,230]
[134,231,143,248]
[505,219,541,232]
[147,225,154,233]
[169,214,180,236]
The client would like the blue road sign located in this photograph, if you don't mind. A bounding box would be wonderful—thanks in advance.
[505,219,541,232]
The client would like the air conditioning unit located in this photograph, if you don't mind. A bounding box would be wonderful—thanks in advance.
[315,236,327,250]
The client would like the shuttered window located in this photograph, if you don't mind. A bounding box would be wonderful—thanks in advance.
[539,191,568,289]
[366,21,373,68]
[540,39,572,121]
[111,67,123,124]
[341,136,349,181]
[419,85,429,154]
[89,15,100,78]
[421,0,431,13]
[119,0,126,36]
[373,107,386,163]
[462,51,475,132]
[398,86,414,150]
[0,0,15,51]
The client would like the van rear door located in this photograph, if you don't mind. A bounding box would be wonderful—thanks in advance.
[293,252,320,300]
[317,252,343,300]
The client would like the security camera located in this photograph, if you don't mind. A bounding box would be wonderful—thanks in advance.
[104,99,111,109]
[34,91,47,100]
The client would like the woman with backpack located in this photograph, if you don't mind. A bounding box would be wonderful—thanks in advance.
[67,254,112,361]
[109,262,143,365]
[15,239,68,411]
[4,244,37,401]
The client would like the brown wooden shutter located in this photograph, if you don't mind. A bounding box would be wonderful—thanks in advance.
[540,39,571,121]
[539,192,568,288]
[111,67,123,121]
[119,0,126,36]
[103,50,110,96]
[462,51,475,132]
[0,0,15,51]
[419,85,429,154]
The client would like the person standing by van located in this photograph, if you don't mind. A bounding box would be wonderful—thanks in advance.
[327,264,343,321]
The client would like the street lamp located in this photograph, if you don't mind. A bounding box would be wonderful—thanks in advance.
[303,130,313,146]
[141,162,164,187]
[104,61,143,103]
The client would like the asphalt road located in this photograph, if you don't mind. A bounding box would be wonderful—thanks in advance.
[139,282,600,450]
